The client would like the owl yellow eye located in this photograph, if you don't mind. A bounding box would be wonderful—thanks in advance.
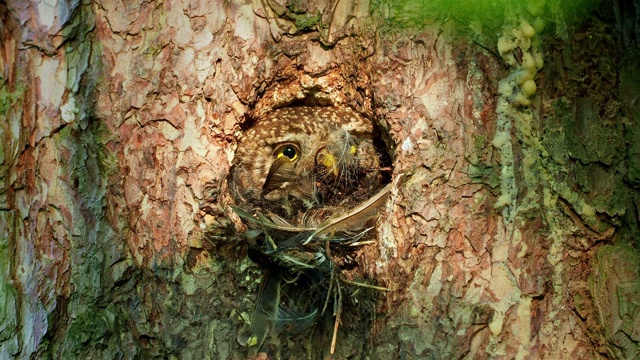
[276,145,298,161]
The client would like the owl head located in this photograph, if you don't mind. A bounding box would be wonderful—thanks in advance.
[230,106,381,214]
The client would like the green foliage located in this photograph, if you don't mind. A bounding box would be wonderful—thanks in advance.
[379,0,603,31]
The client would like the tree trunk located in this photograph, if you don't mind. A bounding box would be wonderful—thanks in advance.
[1,0,639,359]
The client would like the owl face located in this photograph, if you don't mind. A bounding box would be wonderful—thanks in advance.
[231,106,380,209]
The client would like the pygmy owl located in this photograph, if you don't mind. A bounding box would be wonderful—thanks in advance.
[231,106,389,350]
[230,106,381,215]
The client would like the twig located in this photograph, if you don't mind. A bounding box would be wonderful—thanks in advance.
[331,311,340,355]
[331,278,343,355]
[341,279,389,292]
[322,269,335,315]
[349,240,376,247]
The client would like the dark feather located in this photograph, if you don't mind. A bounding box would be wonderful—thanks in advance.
[246,269,321,348]
[246,270,282,348]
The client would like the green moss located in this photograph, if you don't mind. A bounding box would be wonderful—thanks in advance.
[627,127,640,186]
[474,134,490,154]
[284,1,322,30]
[589,245,640,358]
[0,239,18,346]
[0,136,5,167]
[542,96,633,231]
[542,99,571,165]
[66,305,115,346]
[562,98,625,166]
[265,0,323,31]
[0,83,20,350]
[468,163,500,191]
[294,12,322,30]
[0,80,24,117]
[55,123,111,222]
[621,63,640,187]
[574,163,626,218]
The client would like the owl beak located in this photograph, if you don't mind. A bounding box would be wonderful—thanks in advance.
[321,154,340,176]
[262,156,296,196]
[320,145,357,176]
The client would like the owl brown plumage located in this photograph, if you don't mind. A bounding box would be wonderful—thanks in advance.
[230,106,381,215]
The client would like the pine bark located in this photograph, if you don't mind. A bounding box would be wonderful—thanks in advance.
[1,0,639,359]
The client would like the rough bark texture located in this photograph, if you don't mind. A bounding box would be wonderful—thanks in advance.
[1,0,639,359]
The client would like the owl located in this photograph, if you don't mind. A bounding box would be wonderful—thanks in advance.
[230,106,382,215]
[231,106,390,351]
